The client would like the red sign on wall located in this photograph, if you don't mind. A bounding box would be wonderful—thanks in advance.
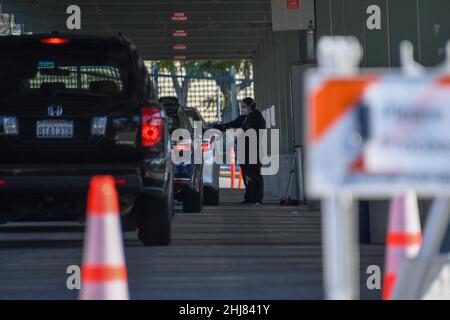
[287,0,300,10]
[172,30,187,37]
[171,12,188,21]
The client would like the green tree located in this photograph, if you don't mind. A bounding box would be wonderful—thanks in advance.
[152,60,252,112]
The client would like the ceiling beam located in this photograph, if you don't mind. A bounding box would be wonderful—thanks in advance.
[132,38,260,47]
[142,53,255,61]
[18,18,271,33]
[4,2,271,14]
[4,0,270,61]
[5,0,269,4]
[93,29,267,38]
[14,13,271,25]
[145,48,256,53]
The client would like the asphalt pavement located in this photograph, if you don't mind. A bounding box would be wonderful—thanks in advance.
[0,189,384,300]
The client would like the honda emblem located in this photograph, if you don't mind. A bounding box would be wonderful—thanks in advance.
[48,105,64,117]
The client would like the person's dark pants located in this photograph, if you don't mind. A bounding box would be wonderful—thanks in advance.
[245,164,264,204]
[240,164,250,202]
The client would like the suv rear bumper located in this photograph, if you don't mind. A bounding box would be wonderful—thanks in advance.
[0,157,171,198]
[0,175,143,194]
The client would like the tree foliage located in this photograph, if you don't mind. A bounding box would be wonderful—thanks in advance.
[152,60,252,109]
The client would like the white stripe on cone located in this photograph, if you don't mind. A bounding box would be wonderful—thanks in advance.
[81,281,128,300]
[79,212,129,300]
[82,215,126,265]
[383,190,422,300]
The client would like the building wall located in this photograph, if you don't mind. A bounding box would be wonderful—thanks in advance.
[316,0,450,67]
[254,29,306,201]
[315,0,450,243]
[254,30,302,155]
[256,0,450,159]
[255,0,450,243]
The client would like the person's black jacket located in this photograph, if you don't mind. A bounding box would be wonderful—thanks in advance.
[214,110,266,166]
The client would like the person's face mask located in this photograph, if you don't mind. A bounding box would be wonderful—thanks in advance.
[240,103,248,115]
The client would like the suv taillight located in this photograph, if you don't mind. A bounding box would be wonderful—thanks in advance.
[141,107,163,147]
[201,140,211,152]
[201,136,215,152]
[174,142,191,152]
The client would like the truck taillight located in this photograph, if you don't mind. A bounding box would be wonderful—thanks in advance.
[141,107,163,147]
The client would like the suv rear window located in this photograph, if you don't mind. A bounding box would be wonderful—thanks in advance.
[27,63,124,92]
[169,113,180,130]
[0,45,135,100]
[184,109,207,131]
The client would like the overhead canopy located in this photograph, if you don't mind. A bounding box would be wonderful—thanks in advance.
[3,0,272,60]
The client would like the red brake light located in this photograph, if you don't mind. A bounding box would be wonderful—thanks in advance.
[174,178,191,184]
[114,179,126,185]
[201,143,210,152]
[142,107,163,147]
[40,37,70,45]
[201,138,213,152]
[174,143,191,152]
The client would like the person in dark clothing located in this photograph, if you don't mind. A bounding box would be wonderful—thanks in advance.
[215,114,251,202]
[214,97,266,206]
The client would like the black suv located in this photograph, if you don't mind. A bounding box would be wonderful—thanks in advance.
[0,34,173,246]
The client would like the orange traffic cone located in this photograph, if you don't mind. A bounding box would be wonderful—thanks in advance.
[238,167,243,189]
[79,176,129,300]
[230,147,236,189]
[382,191,422,300]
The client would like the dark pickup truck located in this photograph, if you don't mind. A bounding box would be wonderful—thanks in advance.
[0,33,174,246]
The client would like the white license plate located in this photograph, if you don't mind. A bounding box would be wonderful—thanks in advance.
[36,120,74,139]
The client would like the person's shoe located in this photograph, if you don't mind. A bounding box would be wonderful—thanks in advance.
[255,202,263,207]
[239,200,250,205]
[246,202,257,206]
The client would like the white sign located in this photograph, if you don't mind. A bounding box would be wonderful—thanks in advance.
[365,77,450,175]
[172,12,188,21]
[173,30,187,37]
[265,110,271,129]
[270,106,276,127]
[305,72,450,198]
[271,0,315,31]
[173,44,187,50]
